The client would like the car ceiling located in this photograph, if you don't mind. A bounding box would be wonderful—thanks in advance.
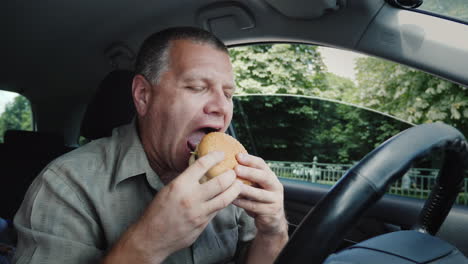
[1,0,467,140]
[1,0,381,101]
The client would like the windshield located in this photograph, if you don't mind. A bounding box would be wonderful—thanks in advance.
[229,43,468,205]
[418,0,468,23]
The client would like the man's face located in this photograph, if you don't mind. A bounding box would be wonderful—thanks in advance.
[139,39,235,175]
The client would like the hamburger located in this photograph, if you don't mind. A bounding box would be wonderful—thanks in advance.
[189,132,253,185]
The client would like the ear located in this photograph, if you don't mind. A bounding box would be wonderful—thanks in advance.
[132,74,152,116]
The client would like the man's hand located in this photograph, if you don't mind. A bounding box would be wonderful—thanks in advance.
[103,151,242,264]
[233,153,288,264]
[233,153,287,236]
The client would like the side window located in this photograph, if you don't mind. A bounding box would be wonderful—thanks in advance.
[0,91,33,143]
[229,44,468,205]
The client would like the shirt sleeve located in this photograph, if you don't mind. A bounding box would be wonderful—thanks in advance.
[12,167,104,264]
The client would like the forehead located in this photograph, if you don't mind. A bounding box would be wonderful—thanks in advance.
[167,39,233,80]
[168,38,227,58]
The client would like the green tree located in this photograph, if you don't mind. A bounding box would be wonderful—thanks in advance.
[323,72,357,102]
[229,44,412,164]
[0,96,32,142]
[353,57,468,137]
[232,95,411,163]
[229,44,327,95]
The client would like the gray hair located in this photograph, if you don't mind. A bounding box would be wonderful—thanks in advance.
[135,27,228,85]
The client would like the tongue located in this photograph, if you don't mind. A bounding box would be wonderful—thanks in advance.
[187,130,206,151]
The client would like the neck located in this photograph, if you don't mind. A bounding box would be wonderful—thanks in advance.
[148,159,179,185]
[137,118,180,186]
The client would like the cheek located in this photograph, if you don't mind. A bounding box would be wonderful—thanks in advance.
[176,97,203,119]
[225,103,234,126]
[156,98,201,139]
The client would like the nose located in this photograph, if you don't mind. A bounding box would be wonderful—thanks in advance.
[203,88,231,118]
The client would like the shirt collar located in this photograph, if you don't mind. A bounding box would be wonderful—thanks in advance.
[111,119,165,191]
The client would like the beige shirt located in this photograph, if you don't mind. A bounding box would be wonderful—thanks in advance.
[12,122,256,264]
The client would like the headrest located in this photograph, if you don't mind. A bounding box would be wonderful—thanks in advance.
[4,130,64,148]
[80,70,135,140]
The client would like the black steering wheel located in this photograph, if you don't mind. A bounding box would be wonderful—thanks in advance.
[275,123,468,264]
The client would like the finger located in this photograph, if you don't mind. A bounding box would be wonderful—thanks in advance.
[239,183,276,203]
[236,153,269,170]
[235,165,279,191]
[204,180,242,214]
[200,170,237,201]
[193,210,218,233]
[201,211,218,229]
[181,151,224,183]
[232,198,272,215]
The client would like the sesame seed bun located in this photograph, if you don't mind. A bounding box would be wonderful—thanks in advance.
[189,132,253,185]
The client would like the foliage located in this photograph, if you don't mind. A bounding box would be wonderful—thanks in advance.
[0,96,32,143]
[230,44,327,95]
[322,72,357,102]
[232,96,411,163]
[353,57,468,137]
[229,43,467,166]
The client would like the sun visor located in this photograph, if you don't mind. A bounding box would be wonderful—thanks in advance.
[264,0,345,19]
[196,2,255,39]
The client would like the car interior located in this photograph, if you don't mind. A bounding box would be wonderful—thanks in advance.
[1,0,468,263]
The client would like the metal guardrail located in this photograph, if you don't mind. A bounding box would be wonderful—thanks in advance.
[268,159,468,206]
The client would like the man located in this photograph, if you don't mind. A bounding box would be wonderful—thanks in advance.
[13,27,288,264]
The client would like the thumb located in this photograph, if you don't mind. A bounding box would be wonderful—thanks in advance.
[180,151,225,183]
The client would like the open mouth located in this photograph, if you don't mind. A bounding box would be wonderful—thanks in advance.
[187,127,220,152]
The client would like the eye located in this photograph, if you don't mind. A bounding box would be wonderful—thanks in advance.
[186,86,206,92]
[224,91,233,99]
[224,87,234,100]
